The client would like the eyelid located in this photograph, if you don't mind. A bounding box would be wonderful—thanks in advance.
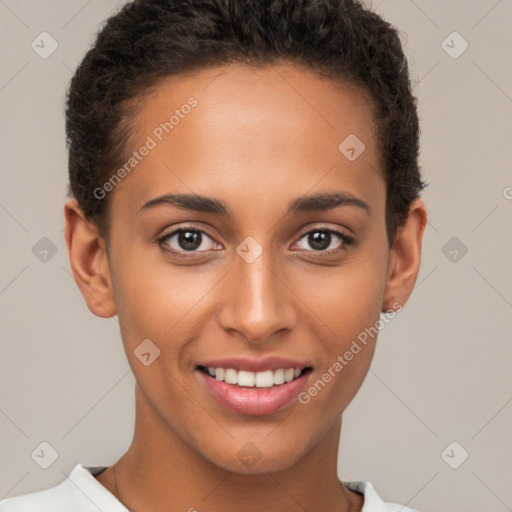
[294,225,354,253]
[297,224,352,238]
[156,224,221,254]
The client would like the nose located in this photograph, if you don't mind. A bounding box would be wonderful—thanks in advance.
[216,249,297,344]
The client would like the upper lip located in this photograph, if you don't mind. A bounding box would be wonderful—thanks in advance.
[196,356,312,373]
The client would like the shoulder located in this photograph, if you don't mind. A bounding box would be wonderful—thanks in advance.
[342,480,421,512]
[0,464,126,512]
[0,477,75,512]
[0,481,69,512]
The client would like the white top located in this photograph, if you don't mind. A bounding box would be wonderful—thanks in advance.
[0,463,420,512]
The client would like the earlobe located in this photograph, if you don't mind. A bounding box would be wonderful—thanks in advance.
[63,198,117,318]
[381,198,427,313]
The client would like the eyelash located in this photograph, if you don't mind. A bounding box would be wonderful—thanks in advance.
[156,224,355,259]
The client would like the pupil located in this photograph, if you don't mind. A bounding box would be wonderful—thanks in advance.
[309,231,330,251]
[179,231,201,251]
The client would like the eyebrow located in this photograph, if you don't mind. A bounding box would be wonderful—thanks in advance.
[140,191,371,217]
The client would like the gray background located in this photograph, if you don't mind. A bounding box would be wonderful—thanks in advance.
[0,1,511,511]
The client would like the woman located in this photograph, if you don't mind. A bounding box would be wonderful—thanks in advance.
[0,0,427,510]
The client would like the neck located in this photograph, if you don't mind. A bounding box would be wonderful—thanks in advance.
[107,384,362,512]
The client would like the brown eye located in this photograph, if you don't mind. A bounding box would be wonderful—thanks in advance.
[174,230,203,251]
[295,228,353,254]
[157,226,220,255]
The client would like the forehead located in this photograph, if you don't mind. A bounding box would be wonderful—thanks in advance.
[110,62,385,219]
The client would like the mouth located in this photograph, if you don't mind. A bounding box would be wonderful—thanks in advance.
[197,365,313,388]
[195,360,313,416]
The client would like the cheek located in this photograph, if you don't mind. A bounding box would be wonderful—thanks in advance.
[294,251,387,397]
[296,254,387,339]
[111,246,180,326]
[110,254,218,358]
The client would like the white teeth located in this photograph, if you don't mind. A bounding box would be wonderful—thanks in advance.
[224,368,237,384]
[237,370,255,387]
[205,367,305,388]
[255,370,274,388]
[284,368,295,382]
[273,369,285,385]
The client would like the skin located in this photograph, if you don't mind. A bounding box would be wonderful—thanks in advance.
[64,62,427,512]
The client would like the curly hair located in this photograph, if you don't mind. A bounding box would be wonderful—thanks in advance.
[65,0,428,246]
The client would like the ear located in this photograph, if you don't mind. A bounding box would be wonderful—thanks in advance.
[63,198,117,318]
[382,198,427,313]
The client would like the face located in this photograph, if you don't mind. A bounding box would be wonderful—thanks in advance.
[78,63,401,473]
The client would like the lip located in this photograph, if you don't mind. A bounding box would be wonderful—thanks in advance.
[196,367,312,415]
[196,356,312,373]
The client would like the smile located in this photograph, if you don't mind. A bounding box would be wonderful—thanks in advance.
[195,358,314,415]
[197,366,312,388]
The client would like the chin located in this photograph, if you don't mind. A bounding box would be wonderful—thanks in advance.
[199,438,309,475]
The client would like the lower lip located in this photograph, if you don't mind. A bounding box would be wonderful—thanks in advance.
[197,369,311,416]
